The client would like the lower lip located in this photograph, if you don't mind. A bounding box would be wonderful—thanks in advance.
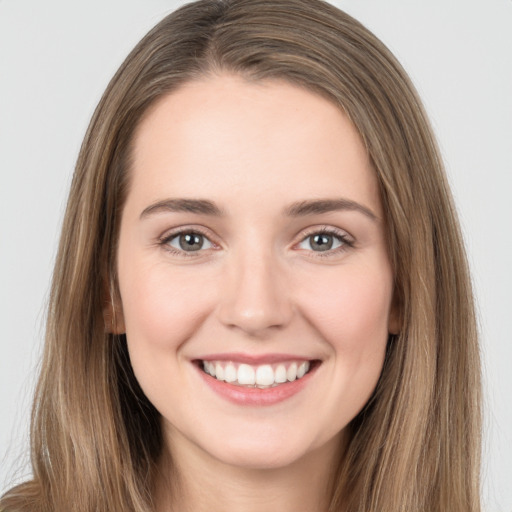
[196,364,317,406]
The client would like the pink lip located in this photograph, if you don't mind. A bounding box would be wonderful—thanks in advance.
[194,359,319,406]
[196,352,312,365]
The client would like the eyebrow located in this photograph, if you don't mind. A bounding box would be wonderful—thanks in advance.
[140,198,224,219]
[284,198,378,221]
[140,197,378,221]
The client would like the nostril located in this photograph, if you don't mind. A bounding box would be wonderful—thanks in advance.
[215,269,293,334]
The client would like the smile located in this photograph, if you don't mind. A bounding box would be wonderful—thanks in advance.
[194,354,321,406]
[202,360,311,388]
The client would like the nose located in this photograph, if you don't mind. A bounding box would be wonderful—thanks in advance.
[216,248,293,337]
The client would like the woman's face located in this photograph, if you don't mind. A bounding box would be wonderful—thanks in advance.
[116,74,398,470]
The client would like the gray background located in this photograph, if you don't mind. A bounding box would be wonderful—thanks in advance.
[1,1,511,510]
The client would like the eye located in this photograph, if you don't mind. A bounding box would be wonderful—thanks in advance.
[166,231,214,252]
[297,230,351,253]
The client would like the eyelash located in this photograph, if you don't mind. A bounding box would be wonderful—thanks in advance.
[295,226,354,257]
[157,225,354,258]
[158,227,216,258]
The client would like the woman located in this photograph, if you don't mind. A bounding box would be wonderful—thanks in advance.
[0,0,481,510]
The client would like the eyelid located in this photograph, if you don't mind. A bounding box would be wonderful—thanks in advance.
[292,225,355,256]
[157,225,220,256]
[156,224,354,258]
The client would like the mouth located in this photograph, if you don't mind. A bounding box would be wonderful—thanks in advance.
[194,357,320,389]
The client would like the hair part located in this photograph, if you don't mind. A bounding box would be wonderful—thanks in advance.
[1,1,481,511]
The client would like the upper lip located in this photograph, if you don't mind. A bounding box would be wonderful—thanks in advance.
[195,353,316,365]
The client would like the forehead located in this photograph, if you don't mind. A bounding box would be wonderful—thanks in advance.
[128,74,380,215]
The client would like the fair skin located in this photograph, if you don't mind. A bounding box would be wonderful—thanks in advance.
[115,74,398,511]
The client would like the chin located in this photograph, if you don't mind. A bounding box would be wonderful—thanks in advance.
[200,427,336,472]
[213,445,308,471]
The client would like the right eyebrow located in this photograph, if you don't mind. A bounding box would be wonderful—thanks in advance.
[140,198,224,219]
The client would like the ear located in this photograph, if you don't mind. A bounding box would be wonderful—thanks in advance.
[387,289,402,335]
[103,279,125,334]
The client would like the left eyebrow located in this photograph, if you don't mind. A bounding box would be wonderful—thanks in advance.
[284,198,378,221]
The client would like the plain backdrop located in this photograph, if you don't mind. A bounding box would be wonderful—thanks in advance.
[0,0,511,510]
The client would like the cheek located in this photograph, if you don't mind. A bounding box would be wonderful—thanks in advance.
[117,261,219,411]
[119,262,214,349]
[297,262,393,413]
[117,261,219,406]
[302,264,392,345]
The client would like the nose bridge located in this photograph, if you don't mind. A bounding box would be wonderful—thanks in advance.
[217,238,292,335]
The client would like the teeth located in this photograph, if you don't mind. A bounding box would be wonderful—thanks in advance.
[224,363,237,382]
[297,361,308,379]
[287,362,297,382]
[238,364,255,385]
[275,364,287,383]
[202,360,311,388]
[215,362,225,381]
[255,365,274,386]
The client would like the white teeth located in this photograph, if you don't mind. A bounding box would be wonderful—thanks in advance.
[202,360,312,387]
[275,364,287,383]
[215,363,225,381]
[297,361,308,379]
[287,362,297,381]
[224,363,237,382]
[237,364,256,385]
[255,365,274,386]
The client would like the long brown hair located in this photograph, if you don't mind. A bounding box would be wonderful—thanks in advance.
[1,1,481,510]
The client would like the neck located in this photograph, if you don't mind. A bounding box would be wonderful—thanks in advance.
[155,431,346,512]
